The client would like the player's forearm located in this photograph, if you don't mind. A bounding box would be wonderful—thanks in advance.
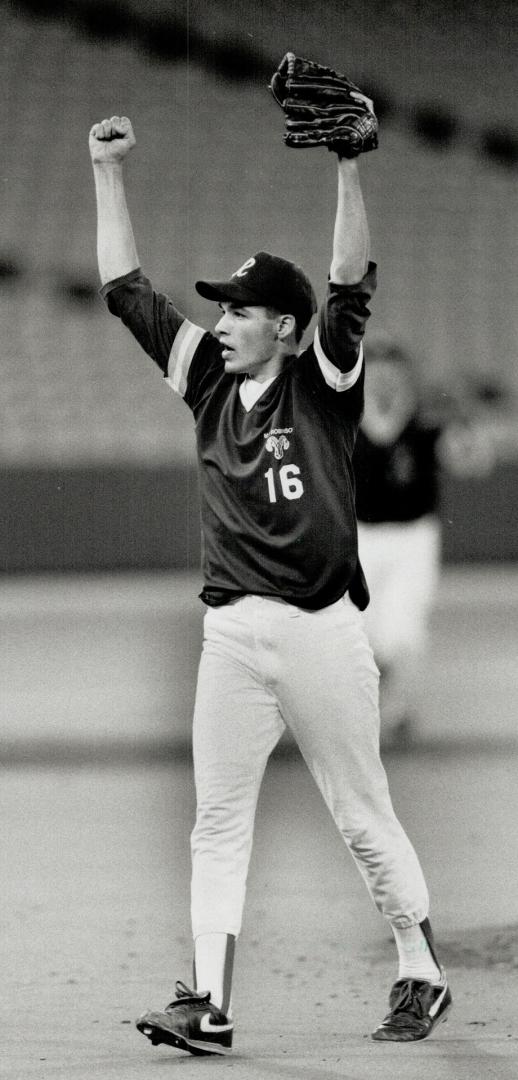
[330,159,370,285]
[93,161,139,285]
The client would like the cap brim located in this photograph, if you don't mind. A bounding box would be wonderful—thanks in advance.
[195,279,261,306]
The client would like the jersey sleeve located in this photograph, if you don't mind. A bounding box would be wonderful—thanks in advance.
[101,268,223,411]
[313,261,377,395]
[101,268,192,373]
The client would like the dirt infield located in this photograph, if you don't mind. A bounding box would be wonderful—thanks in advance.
[3,748,517,1079]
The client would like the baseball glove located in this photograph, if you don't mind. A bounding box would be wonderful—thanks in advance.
[269,52,378,157]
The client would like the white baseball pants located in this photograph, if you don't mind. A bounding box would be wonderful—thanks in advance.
[190,593,429,938]
[358,515,441,663]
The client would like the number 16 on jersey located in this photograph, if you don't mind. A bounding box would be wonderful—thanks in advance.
[264,465,304,502]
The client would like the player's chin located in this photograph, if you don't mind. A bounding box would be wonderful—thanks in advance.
[223,354,246,374]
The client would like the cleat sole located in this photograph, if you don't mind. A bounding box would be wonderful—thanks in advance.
[136,1018,231,1056]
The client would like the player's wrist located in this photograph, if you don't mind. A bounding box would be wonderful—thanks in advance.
[336,155,359,170]
[91,158,126,171]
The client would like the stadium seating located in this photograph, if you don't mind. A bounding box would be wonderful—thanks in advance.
[2,5,517,567]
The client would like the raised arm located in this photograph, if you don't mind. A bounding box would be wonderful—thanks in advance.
[89,115,139,285]
[329,157,370,285]
[315,96,377,388]
[329,86,374,285]
[89,115,191,379]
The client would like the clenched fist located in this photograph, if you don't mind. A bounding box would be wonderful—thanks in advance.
[89,115,136,164]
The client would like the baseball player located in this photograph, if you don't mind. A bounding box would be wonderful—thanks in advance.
[354,338,493,745]
[89,75,451,1054]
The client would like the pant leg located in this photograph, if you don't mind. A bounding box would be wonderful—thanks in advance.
[357,521,393,662]
[271,596,430,927]
[359,517,442,725]
[358,517,441,661]
[190,603,285,938]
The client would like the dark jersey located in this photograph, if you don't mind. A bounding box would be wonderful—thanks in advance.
[102,263,376,609]
[353,419,442,524]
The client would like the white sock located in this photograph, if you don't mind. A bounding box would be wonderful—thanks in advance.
[391,923,443,984]
[193,932,235,1017]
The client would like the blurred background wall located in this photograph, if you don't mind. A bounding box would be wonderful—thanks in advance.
[1,0,517,754]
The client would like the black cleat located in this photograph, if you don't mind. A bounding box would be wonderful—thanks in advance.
[136,980,233,1056]
[371,976,452,1041]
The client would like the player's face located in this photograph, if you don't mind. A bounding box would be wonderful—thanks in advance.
[215,302,281,378]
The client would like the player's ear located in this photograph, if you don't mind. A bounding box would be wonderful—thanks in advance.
[276,313,296,341]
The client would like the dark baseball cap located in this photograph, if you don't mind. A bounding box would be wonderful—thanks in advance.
[195,251,317,331]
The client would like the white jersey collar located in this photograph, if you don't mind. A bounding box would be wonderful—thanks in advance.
[239,375,277,412]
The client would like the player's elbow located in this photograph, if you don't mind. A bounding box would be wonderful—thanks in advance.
[330,254,369,287]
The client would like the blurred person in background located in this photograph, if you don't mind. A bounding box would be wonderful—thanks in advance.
[353,336,494,747]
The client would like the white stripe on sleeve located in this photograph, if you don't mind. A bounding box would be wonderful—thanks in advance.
[313,325,363,392]
[166,319,206,397]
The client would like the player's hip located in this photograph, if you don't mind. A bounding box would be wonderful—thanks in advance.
[202,590,377,679]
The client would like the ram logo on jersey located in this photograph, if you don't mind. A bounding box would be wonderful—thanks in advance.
[264,427,293,460]
[265,434,289,459]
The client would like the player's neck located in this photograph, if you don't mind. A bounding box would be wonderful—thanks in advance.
[249,346,297,382]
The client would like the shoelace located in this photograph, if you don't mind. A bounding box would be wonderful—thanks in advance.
[389,979,431,1021]
[166,981,211,1010]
